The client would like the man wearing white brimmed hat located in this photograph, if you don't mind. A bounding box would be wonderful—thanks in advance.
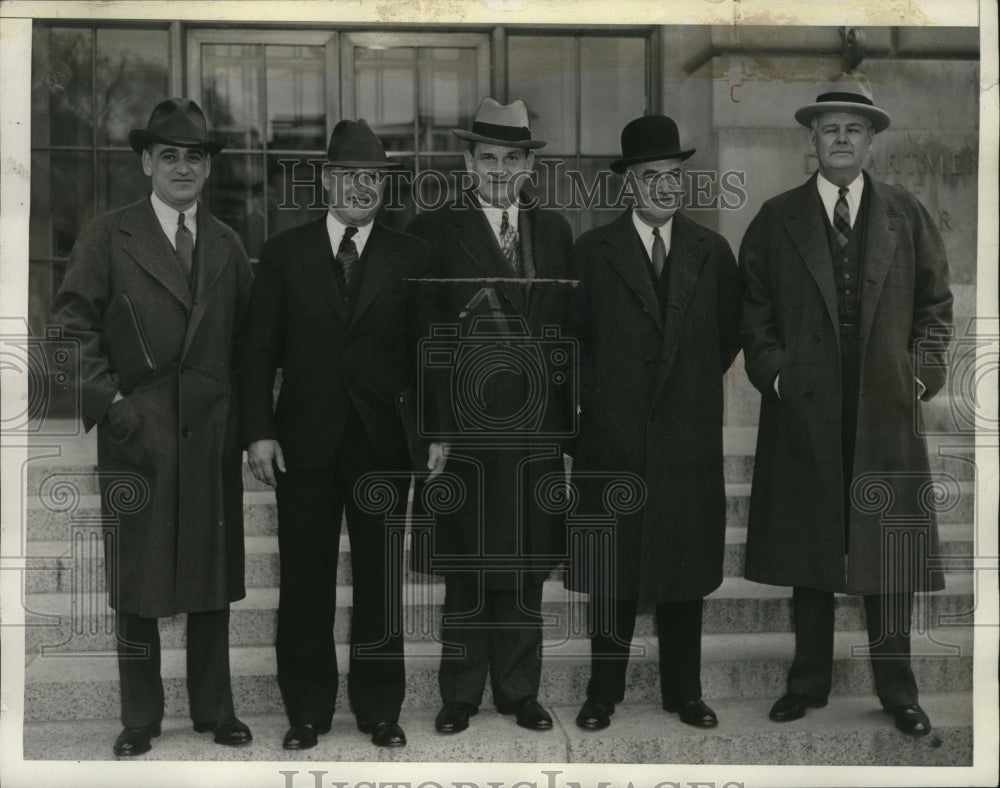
[406,98,573,735]
[739,73,953,736]
[241,119,437,750]
[54,97,253,756]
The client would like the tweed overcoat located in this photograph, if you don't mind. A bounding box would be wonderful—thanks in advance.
[406,198,574,589]
[565,210,741,603]
[739,172,953,595]
[54,196,253,617]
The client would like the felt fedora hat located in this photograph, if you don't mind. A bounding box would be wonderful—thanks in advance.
[452,98,546,149]
[610,115,695,174]
[324,118,401,168]
[794,72,891,133]
[129,97,224,154]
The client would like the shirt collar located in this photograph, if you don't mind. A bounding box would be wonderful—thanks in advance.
[326,211,374,256]
[816,170,864,220]
[480,200,519,238]
[150,190,197,226]
[631,210,673,242]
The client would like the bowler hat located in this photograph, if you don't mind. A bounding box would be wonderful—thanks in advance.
[129,98,224,155]
[794,72,891,133]
[453,98,546,149]
[325,119,401,168]
[610,115,695,174]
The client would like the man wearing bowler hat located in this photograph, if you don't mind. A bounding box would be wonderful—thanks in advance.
[739,73,953,736]
[54,98,254,755]
[406,98,574,735]
[565,114,741,731]
[240,119,436,750]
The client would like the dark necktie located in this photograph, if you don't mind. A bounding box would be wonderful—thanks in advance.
[833,186,852,248]
[175,211,194,282]
[337,225,359,288]
[651,226,667,278]
[499,210,521,276]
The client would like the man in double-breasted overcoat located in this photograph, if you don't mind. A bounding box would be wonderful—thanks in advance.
[566,115,741,732]
[54,98,254,756]
[739,73,953,736]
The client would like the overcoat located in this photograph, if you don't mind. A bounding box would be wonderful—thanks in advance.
[54,196,253,617]
[406,198,574,589]
[739,172,953,595]
[565,210,741,603]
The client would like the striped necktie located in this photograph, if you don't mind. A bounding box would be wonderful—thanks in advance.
[337,226,359,288]
[833,187,852,248]
[499,210,521,276]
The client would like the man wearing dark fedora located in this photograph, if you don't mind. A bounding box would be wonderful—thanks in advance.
[565,114,740,731]
[739,73,953,735]
[54,97,254,755]
[405,97,574,735]
[240,119,436,750]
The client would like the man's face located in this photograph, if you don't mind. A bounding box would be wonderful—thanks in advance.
[142,144,210,211]
[322,166,386,226]
[629,157,685,226]
[809,112,873,185]
[464,143,534,208]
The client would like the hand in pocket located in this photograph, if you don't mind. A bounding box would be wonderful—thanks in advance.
[106,396,142,441]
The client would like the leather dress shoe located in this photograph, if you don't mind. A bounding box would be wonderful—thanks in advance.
[364,720,406,747]
[193,716,253,746]
[575,699,614,730]
[768,693,827,722]
[503,697,553,731]
[887,703,932,736]
[113,723,161,756]
[282,722,330,750]
[663,698,718,728]
[434,702,476,734]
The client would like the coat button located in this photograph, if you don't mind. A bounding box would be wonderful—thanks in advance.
[804,389,815,399]
[644,357,657,367]
[182,426,192,437]
[174,301,183,310]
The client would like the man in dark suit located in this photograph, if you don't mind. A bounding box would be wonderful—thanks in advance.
[240,119,435,750]
[739,73,953,736]
[565,115,741,731]
[54,98,253,756]
[406,98,574,735]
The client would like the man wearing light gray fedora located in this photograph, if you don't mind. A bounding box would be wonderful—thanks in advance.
[739,72,953,735]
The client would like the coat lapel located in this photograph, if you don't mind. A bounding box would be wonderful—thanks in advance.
[350,222,399,327]
[603,210,663,331]
[455,205,527,313]
[295,216,348,324]
[783,175,840,334]
[180,206,233,361]
[118,197,193,310]
[859,175,900,349]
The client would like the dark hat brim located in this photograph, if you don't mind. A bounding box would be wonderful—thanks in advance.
[324,159,404,169]
[452,128,546,149]
[794,102,890,133]
[610,147,696,174]
[129,129,225,155]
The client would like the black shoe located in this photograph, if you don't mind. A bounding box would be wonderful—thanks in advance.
[575,699,614,731]
[887,703,932,737]
[768,693,827,722]
[663,698,718,728]
[193,716,253,746]
[434,702,476,734]
[113,723,161,756]
[367,721,406,747]
[502,697,553,731]
[282,722,330,750]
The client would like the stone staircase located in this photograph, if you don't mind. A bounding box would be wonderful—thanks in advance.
[17,428,978,764]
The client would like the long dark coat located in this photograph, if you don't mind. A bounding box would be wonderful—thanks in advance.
[739,173,953,595]
[565,210,741,603]
[54,196,252,617]
[406,198,574,590]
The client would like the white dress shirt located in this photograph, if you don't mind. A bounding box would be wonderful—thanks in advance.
[631,210,673,262]
[480,202,519,247]
[150,191,197,250]
[326,212,373,258]
[816,171,864,228]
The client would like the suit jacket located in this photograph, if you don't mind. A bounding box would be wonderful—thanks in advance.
[406,198,574,588]
[53,196,252,617]
[565,210,741,603]
[740,171,953,595]
[240,216,435,471]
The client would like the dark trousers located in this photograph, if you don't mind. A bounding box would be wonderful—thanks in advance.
[587,596,704,706]
[787,586,918,709]
[439,577,544,711]
[116,609,234,727]
[275,414,407,727]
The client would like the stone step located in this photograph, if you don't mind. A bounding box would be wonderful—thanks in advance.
[21,521,976,593]
[23,478,977,542]
[22,629,973,723]
[20,691,973,764]
[22,572,974,654]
